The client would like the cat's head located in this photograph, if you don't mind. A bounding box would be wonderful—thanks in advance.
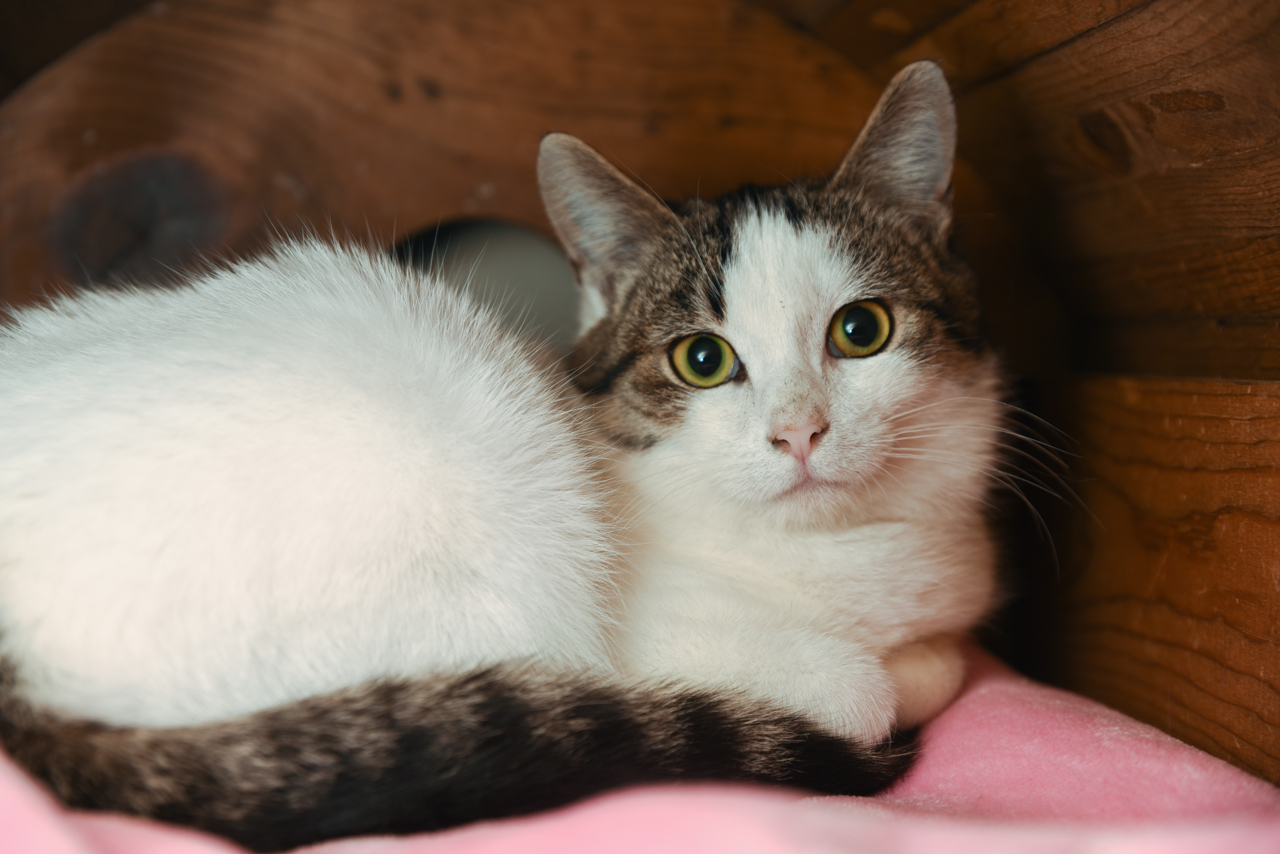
[539,62,1002,530]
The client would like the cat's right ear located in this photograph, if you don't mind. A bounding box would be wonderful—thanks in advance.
[538,134,679,331]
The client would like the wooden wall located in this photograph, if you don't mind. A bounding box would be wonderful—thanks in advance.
[0,0,896,302]
[1,0,1277,783]
[761,0,1280,782]
[0,1,152,101]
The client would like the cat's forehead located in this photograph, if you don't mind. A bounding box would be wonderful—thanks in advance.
[664,184,846,324]
[719,209,862,333]
[664,185,979,351]
[668,189,886,338]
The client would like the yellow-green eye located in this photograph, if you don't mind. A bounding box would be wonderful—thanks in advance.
[671,334,739,388]
[828,300,892,358]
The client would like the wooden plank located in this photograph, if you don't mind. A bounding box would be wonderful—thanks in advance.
[1060,233,1280,377]
[0,0,152,100]
[1049,141,1280,263]
[1074,318,1280,380]
[1048,376,1280,782]
[956,0,1280,247]
[0,0,889,304]
[875,0,1150,90]
[747,0,854,28]
[811,0,975,72]
[1067,236,1280,321]
[949,0,1280,378]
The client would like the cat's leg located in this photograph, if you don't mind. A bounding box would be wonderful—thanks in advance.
[883,633,966,729]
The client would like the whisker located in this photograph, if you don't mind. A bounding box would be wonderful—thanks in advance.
[885,447,1063,555]
[892,422,1069,458]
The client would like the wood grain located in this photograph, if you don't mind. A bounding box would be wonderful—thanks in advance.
[873,0,1150,89]
[0,0,152,100]
[0,0,1060,378]
[956,0,1280,244]
[1067,236,1280,320]
[0,0,888,303]
[748,0,856,27]
[1048,376,1280,782]
[953,0,1280,379]
[812,0,976,71]
[1073,318,1280,380]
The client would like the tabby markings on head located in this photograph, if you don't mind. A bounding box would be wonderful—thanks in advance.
[548,177,981,452]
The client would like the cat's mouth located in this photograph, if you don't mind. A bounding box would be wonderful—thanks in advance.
[775,470,845,500]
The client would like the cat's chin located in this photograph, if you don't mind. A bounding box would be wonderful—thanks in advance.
[765,473,880,529]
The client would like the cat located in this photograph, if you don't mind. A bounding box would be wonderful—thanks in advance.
[0,61,1000,851]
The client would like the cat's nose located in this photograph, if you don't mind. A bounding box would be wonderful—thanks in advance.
[772,423,826,463]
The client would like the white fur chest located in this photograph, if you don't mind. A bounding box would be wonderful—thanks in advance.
[617,463,995,653]
[607,444,996,743]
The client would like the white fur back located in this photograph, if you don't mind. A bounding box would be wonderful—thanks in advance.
[0,242,614,727]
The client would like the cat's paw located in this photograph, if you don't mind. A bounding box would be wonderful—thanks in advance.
[804,665,897,746]
[745,632,897,746]
[624,621,897,746]
[884,633,966,729]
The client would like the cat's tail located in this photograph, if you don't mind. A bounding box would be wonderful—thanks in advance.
[0,663,914,852]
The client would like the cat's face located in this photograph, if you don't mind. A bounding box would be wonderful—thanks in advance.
[540,62,1002,529]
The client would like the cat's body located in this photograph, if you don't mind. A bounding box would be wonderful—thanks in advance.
[0,62,1001,850]
[0,244,617,729]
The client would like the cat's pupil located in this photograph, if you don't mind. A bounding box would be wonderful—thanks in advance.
[687,337,723,377]
[842,306,880,348]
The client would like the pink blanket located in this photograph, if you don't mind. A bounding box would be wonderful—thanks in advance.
[5,647,1278,853]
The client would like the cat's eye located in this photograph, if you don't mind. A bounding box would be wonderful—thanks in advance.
[828,300,892,358]
[670,334,740,388]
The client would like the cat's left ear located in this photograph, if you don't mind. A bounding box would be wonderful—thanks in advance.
[828,61,957,232]
[538,134,681,331]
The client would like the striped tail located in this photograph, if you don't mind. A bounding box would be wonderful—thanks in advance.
[1,665,914,852]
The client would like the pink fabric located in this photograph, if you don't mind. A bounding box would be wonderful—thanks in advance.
[4,647,1278,853]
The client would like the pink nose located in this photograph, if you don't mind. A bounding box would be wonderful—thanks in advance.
[772,423,826,463]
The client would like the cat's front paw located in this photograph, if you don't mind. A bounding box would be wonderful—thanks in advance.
[884,633,966,729]
[625,621,898,746]
[753,633,898,746]
[806,671,897,746]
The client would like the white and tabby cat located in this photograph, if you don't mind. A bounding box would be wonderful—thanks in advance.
[0,62,999,850]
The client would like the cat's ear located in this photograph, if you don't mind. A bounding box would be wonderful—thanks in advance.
[538,134,680,330]
[827,61,957,228]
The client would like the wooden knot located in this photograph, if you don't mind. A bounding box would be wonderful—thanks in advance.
[1076,109,1131,176]
[51,153,227,287]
